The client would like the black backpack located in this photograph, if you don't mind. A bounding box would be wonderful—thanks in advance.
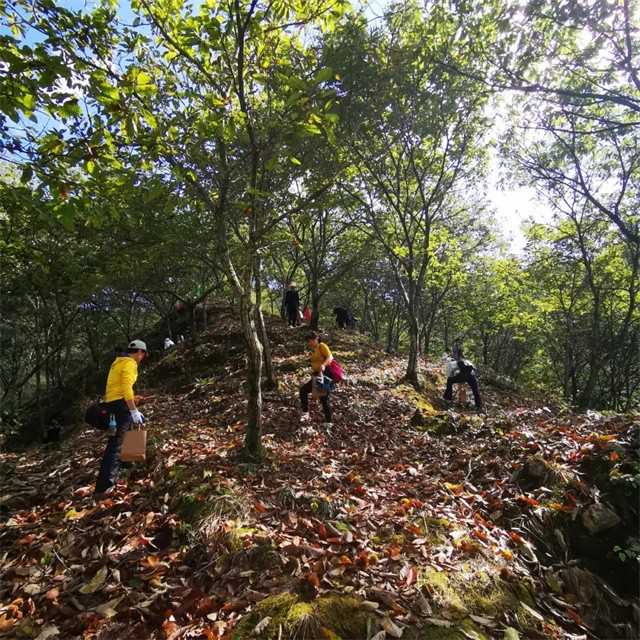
[84,402,109,430]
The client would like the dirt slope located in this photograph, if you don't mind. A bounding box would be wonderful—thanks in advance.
[1,309,638,640]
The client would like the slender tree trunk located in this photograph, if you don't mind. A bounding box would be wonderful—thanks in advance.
[254,259,276,388]
[239,292,264,459]
[405,313,420,385]
[386,305,397,353]
[310,285,320,330]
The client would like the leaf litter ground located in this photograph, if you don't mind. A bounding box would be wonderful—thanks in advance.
[1,311,638,640]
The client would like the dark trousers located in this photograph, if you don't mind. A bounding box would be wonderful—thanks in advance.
[444,370,482,409]
[286,305,299,326]
[95,400,131,493]
[300,372,334,422]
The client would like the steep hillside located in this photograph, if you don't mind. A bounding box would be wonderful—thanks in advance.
[1,309,638,640]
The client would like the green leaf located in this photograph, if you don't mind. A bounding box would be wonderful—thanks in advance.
[289,156,301,166]
[313,67,334,84]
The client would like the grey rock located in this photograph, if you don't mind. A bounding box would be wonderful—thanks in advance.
[581,503,621,535]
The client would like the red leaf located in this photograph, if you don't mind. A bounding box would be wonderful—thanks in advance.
[508,531,525,545]
[516,495,541,508]
[566,608,583,625]
[307,572,320,588]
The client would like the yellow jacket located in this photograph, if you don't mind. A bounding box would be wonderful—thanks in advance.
[311,342,332,373]
[104,356,138,402]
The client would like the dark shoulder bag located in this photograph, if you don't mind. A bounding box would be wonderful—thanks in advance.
[85,402,109,430]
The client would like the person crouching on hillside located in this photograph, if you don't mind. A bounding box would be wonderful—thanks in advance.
[94,339,148,497]
[442,346,484,413]
[300,332,335,426]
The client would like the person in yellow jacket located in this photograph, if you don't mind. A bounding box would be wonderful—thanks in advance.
[299,332,335,426]
[95,339,147,496]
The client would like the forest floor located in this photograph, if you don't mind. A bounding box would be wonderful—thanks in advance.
[1,308,638,640]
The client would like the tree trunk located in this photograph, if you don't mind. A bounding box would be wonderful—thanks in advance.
[310,287,320,331]
[385,305,397,353]
[254,260,276,389]
[239,293,264,459]
[405,313,420,385]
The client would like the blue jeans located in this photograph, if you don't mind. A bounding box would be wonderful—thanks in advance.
[95,400,131,493]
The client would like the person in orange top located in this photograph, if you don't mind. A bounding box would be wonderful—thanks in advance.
[95,339,147,497]
[299,332,335,426]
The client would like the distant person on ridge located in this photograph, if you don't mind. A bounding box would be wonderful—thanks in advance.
[300,331,335,426]
[333,306,350,329]
[94,339,148,497]
[442,344,484,413]
[283,282,300,327]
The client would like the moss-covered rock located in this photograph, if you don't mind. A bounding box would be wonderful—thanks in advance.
[417,559,537,625]
[232,592,373,640]
[405,617,489,640]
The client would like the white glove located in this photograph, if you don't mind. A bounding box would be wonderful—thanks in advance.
[130,409,145,424]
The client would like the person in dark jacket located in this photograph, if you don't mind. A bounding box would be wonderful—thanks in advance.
[333,306,349,329]
[443,345,484,413]
[283,283,300,327]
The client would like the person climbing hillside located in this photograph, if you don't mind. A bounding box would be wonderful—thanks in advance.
[333,306,352,329]
[300,331,335,426]
[283,282,300,327]
[94,339,148,497]
[443,345,484,413]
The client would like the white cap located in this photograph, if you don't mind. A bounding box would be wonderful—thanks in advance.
[128,339,147,351]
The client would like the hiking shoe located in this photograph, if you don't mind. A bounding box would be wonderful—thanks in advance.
[93,486,115,501]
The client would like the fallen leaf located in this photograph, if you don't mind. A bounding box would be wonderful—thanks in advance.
[45,588,60,602]
[79,566,108,594]
[94,596,124,619]
[0,615,15,633]
[380,615,403,638]
[500,549,514,561]
[400,564,417,587]
[35,625,60,640]
[503,627,520,640]
[162,617,179,639]
[444,482,464,495]
[252,616,271,635]
[508,531,525,546]
[565,608,583,625]
[64,507,86,520]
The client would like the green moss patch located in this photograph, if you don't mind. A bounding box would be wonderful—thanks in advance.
[233,592,372,640]
[418,559,535,621]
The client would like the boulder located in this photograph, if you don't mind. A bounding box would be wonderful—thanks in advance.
[582,503,621,535]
